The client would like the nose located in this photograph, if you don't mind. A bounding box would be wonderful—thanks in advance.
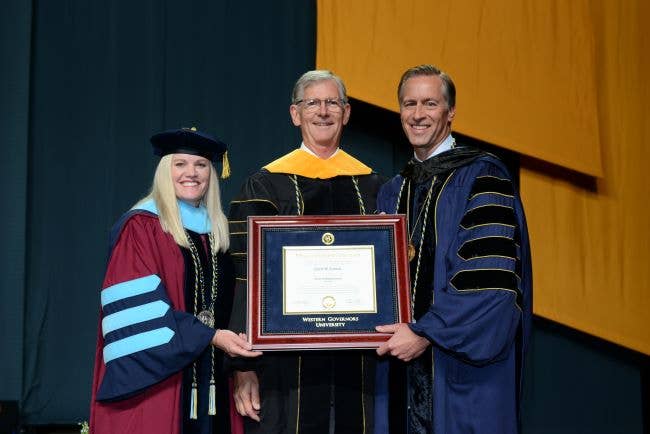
[187,165,198,177]
[413,103,425,119]
[317,100,329,116]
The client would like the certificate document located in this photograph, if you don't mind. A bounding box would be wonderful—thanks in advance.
[283,245,377,314]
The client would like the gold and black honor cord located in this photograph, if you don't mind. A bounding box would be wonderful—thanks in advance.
[186,232,219,419]
[394,177,437,319]
[289,174,367,216]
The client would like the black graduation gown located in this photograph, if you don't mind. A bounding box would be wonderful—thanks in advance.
[228,149,386,434]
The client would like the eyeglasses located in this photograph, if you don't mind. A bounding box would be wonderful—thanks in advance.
[294,98,346,113]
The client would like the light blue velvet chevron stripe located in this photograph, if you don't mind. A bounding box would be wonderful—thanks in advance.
[101,300,170,337]
[101,275,161,308]
[103,327,175,363]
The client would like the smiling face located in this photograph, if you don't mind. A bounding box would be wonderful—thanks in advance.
[399,75,455,160]
[171,153,211,206]
[290,79,350,155]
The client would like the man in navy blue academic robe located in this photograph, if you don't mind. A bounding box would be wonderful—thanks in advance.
[374,65,532,434]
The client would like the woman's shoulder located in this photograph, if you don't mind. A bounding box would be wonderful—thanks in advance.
[108,209,162,251]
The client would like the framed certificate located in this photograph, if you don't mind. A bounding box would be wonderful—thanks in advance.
[247,214,411,350]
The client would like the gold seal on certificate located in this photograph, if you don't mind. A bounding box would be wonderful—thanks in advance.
[322,232,335,245]
[322,295,336,309]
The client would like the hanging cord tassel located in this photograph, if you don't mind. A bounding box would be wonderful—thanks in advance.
[208,381,217,416]
[187,233,201,420]
[208,235,218,416]
[208,346,217,415]
[190,380,198,420]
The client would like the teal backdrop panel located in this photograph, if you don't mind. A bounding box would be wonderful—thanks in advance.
[522,318,646,434]
[0,0,32,405]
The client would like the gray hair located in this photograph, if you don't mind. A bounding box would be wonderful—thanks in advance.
[397,64,456,109]
[291,70,348,103]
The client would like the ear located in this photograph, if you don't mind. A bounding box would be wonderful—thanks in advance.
[290,104,302,126]
[447,105,456,122]
[341,103,351,125]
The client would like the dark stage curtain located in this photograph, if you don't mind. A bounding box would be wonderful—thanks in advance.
[0,0,32,413]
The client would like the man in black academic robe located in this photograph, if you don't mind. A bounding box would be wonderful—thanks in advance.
[228,70,385,434]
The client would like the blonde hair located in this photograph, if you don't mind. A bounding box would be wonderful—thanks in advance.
[133,154,230,252]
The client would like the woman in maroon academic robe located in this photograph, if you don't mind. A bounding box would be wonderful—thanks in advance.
[90,128,260,434]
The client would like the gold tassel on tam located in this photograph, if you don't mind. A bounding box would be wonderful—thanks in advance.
[190,383,198,420]
[208,380,217,415]
[221,151,230,179]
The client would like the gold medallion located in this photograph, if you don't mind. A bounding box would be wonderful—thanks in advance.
[321,232,335,245]
[408,243,416,261]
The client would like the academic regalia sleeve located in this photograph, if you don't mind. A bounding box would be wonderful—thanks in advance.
[96,215,215,401]
[410,162,523,366]
[376,176,402,214]
[357,173,388,214]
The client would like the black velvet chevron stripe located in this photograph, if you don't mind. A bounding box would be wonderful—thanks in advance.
[458,236,516,260]
[228,220,247,232]
[514,226,521,246]
[229,231,247,255]
[451,269,519,294]
[230,199,278,217]
[470,176,514,198]
[461,205,516,229]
